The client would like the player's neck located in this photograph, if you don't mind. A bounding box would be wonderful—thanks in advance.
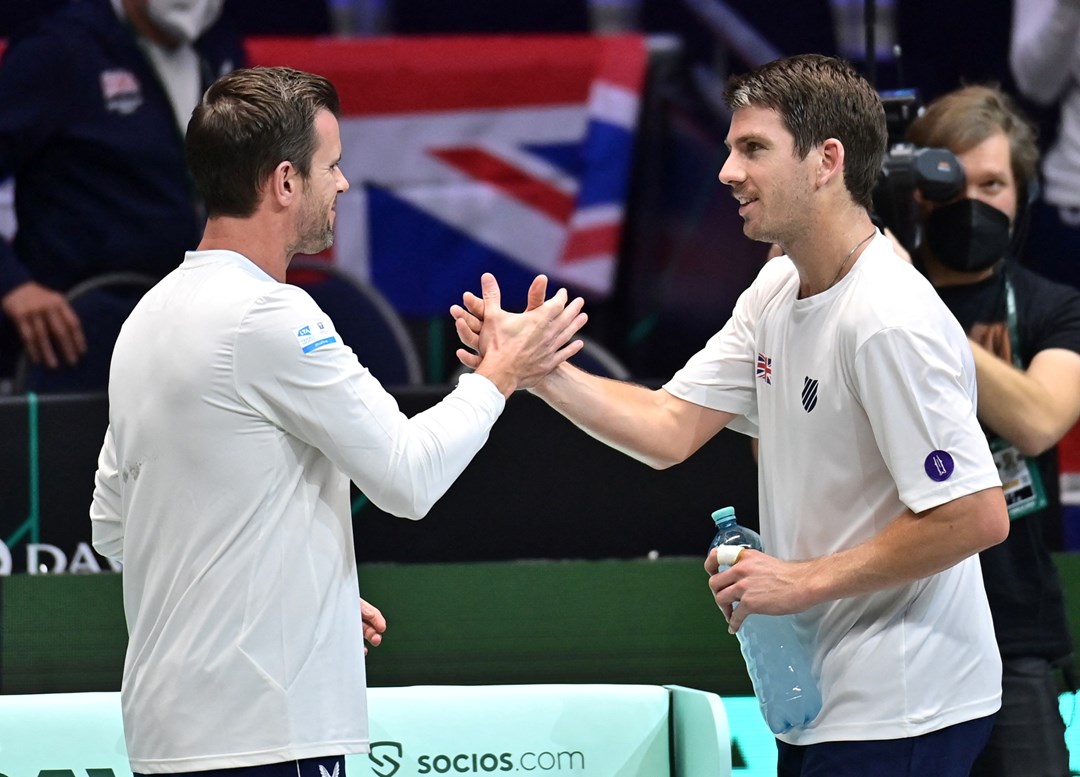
[198,217,290,282]
[789,214,877,298]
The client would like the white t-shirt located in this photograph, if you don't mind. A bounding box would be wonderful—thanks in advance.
[90,250,506,772]
[665,234,1003,745]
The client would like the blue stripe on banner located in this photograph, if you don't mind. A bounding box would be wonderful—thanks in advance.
[302,336,337,353]
[575,120,635,208]
[367,183,537,316]
[523,141,582,178]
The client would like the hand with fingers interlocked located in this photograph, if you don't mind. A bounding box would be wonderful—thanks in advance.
[450,273,587,397]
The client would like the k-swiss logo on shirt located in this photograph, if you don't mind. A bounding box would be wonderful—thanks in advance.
[801,376,819,412]
[100,68,143,115]
[756,353,773,384]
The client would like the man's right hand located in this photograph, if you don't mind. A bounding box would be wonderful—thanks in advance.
[454,273,586,397]
[1,281,86,368]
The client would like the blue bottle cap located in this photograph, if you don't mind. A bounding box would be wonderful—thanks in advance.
[711,506,735,525]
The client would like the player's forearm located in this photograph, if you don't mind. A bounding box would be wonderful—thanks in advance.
[363,372,505,519]
[800,487,1008,605]
[530,363,732,469]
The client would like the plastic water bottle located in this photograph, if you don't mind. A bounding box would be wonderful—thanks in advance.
[709,506,823,734]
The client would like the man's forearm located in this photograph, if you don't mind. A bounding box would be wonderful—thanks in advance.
[799,487,1009,607]
[531,363,734,469]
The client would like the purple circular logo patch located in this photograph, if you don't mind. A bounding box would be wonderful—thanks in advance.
[924,450,955,482]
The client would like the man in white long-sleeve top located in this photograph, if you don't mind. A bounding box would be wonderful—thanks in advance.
[89,65,587,777]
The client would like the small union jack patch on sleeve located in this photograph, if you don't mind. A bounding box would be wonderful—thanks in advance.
[756,353,772,384]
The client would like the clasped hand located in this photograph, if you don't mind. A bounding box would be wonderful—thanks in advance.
[450,273,587,394]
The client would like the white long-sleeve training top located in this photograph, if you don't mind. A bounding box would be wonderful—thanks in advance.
[91,249,505,773]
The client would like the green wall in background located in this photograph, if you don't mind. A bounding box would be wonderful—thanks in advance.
[356,558,747,693]
[6,554,1080,696]
[1,572,127,693]
[0,558,744,695]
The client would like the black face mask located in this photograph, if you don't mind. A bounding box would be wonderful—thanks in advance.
[923,198,1011,273]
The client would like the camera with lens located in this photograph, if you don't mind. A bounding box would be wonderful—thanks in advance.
[872,89,965,254]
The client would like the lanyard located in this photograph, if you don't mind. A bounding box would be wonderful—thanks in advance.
[995,267,1049,520]
[1004,269,1023,369]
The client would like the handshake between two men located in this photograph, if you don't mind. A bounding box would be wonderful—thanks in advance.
[450,272,588,397]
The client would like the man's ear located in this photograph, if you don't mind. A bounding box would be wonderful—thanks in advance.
[817,137,845,189]
[271,160,297,206]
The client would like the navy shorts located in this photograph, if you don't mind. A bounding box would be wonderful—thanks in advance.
[135,755,346,777]
[776,714,995,777]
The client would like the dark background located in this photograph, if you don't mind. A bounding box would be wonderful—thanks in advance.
[0,391,759,571]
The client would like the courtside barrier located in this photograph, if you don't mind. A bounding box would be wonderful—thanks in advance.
[0,684,731,777]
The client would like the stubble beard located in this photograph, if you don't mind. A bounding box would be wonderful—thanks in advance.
[741,217,779,246]
[290,196,336,256]
[289,225,334,257]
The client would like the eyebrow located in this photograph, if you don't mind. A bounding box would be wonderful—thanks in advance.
[725,133,770,150]
[967,165,1009,181]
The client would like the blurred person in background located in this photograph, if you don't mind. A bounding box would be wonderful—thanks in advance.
[0,0,242,381]
[906,83,1080,777]
[1011,0,1080,290]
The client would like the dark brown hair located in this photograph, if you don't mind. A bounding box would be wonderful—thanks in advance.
[724,54,887,210]
[186,66,341,218]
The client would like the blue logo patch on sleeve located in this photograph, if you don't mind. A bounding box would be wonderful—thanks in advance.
[295,319,338,354]
[924,450,955,482]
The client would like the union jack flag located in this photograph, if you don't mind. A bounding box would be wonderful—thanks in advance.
[756,353,772,384]
[248,35,646,315]
[100,69,140,101]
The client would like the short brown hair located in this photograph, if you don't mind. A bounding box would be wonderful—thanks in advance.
[724,54,887,210]
[906,84,1039,203]
[186,66,341,218]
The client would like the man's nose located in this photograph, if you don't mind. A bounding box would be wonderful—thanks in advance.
[719,154,741,186]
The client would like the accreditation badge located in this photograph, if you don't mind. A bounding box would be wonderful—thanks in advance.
[990,436,1049,520]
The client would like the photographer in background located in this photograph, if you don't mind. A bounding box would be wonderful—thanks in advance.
[906,84,1080,777]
